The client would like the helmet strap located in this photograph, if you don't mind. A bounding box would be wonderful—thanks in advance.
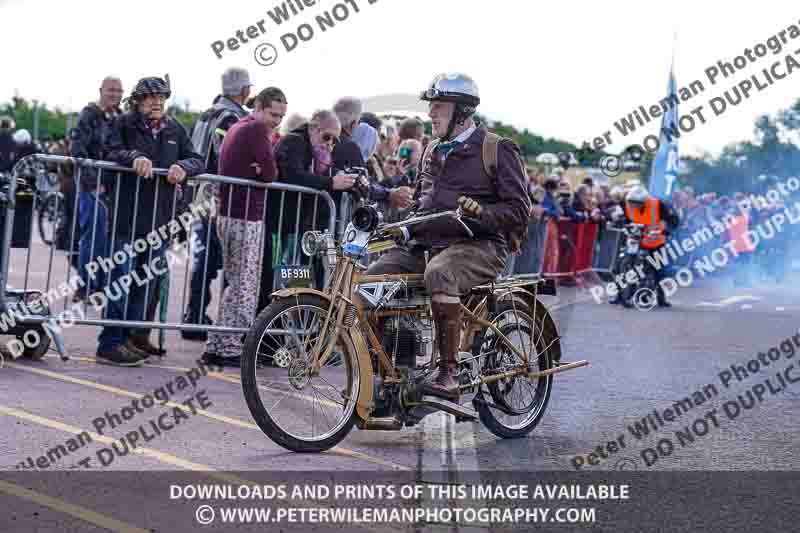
[443,103,473,141]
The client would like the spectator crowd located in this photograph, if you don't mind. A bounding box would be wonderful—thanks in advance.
[0,67,797,368]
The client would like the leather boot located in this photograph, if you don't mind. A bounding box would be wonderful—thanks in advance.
[421,300,461,401]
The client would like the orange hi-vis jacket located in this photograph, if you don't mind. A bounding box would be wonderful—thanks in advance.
[625,197,666,249]
[728,213,755,253]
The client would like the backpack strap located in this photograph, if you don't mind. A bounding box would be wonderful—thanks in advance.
[482,131,501,179]
[479,131,531,253]
[482,131,528,183]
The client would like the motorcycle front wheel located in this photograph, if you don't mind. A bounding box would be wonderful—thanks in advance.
[617,256,640,305]
[241,294,361,452]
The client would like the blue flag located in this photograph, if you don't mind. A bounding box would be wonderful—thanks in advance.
[649,68,680,200]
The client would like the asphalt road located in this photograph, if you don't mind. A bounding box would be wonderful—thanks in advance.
[1,238,799,532]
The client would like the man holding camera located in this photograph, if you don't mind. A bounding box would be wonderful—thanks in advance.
[366,73,530,401]
[261,110,413,311]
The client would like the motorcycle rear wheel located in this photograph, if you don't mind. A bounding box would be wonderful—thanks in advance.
[473,301,554,439]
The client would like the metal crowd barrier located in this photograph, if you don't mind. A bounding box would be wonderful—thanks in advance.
[510,217,624,284]
[0,154,337,350]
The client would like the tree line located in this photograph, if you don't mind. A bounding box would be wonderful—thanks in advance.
[3,94,799,196]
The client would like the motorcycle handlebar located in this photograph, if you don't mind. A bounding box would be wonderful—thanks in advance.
[377,209,475,239]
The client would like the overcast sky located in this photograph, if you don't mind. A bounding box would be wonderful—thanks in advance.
[2,0,799,156]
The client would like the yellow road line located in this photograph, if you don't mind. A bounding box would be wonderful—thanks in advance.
[44,354,326,400]
[0,404,211,470]
[0,404,397,532]
[0,478,151,533]
[6,362,411,471]
[9,362,281,430]
[0,403,260,487]
[0,406,348,528]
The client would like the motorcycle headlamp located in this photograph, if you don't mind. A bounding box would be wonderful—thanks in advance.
[301,231,321,257]
[352,205,382,233]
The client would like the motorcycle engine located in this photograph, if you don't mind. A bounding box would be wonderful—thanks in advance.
[382,322,419,368]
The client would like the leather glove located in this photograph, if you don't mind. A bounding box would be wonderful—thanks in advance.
[458,196,483,217]
[386,226,411,244]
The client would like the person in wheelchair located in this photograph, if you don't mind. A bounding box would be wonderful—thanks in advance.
[365,73,530,401]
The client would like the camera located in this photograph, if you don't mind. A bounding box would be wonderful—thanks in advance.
[343,166,371,200]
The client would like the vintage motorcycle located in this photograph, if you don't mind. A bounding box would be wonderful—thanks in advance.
[241,206,589,452]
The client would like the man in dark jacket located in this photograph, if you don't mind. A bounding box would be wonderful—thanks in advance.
[70,76,124,300]
[331,97,366,171]
[261,111,413,311]
[258,110,358,311]
[0,117,16,173]
[366,73,529,401]
[97,76,204,367]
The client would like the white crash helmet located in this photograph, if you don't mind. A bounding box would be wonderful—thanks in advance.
[626,185,649,206]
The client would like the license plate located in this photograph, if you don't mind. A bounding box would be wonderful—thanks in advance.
[274,265,313,289]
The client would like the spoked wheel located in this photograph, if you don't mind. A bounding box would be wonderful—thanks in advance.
[38,193,64,246]
[241,294,360,452]
[473,300,554,439]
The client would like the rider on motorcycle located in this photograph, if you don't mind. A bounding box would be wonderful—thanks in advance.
[365,73,530,401]
[616,185,679,308]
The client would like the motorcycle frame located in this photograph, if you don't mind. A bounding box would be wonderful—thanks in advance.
[271,253,578,422]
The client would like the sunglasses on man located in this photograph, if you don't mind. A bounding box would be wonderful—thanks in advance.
[321,132,339,145]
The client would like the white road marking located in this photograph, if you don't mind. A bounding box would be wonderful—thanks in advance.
[718,295,762,305]
[698,295,762,308]
[419,412,490,531]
